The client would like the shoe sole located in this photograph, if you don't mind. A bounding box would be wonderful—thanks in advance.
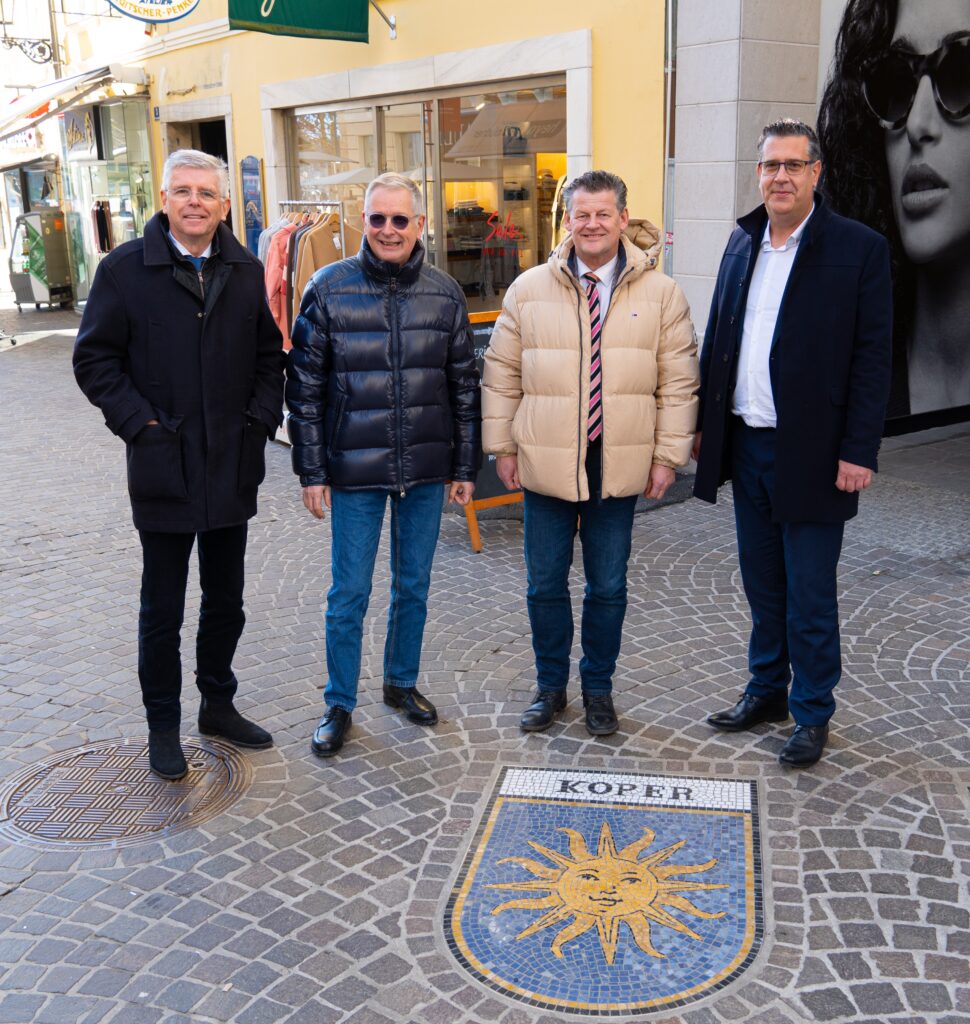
[586,722,619,737]
[382,696,437,726]
[149,764,188,780]
[310,743,343,758]
[198,726,274,749]
[707,711,789,733]
[520,718,559,733]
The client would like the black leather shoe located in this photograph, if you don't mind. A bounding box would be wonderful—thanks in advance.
[148,729,187,780]
[198,699,273,749]
[311,707,351,757]
[382,684,438,726]
[583,693,618,736]
[520,689,567,732]
[707,693,789,732]
[779,724,828,767]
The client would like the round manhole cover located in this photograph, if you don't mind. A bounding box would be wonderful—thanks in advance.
[0,738,252,849]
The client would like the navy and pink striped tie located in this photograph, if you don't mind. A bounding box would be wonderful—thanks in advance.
[583,272,603,442]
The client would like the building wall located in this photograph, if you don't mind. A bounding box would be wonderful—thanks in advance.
[672,0,821,322]
[125,0,669,234]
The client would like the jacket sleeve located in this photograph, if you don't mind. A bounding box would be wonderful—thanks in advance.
[285,277,332,487]
[446,294,482,482]
[695,263,724,430]
[250,286,285,434]
[72,261,156,443]
[652,280,700,469]
[840,234,893,470]
[481,281,524,456]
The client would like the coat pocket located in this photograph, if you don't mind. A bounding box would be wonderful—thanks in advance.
[238,414,269,492]
[127,418,188,502]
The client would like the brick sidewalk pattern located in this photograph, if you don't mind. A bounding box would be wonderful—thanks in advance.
[0,336,968,1024]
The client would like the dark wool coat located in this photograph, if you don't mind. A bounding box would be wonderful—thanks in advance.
[693,194,893,523]
[286,239,481,491]
[73,213,285,532]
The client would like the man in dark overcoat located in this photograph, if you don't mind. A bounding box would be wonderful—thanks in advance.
[73,149,284,779]
[693,119,892,767]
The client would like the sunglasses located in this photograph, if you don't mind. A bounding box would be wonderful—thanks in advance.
[366,212,414,230]
[862,33,970,130]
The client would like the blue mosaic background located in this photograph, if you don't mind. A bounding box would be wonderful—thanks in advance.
[456,800,753,1008]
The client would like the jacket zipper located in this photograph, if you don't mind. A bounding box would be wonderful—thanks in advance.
[196,268,209,525]
[390,276,405,497]
[571,280,584,499]
[594,265,634,493]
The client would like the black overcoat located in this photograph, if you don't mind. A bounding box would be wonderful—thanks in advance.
[693,194,892,523]
[73,213,284,532]
[286,239,481,491]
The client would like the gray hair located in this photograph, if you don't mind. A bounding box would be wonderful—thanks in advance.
[757,119,821,163]
[162,149,230,198]
[562,170,628,214]
[364,172,425,216]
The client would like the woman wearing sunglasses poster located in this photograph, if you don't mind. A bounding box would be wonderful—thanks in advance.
[818,0,970,419]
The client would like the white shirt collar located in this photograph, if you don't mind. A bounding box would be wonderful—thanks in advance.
[576,252,618,284]
[168,231,212,260]
[760,204,814,252]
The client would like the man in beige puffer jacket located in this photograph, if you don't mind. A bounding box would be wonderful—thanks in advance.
[482,170,699,737]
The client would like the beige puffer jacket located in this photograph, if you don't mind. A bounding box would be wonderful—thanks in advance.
[482,223,699,502]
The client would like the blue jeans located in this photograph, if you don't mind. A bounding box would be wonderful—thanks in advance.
[731,420,845,726]
[523,443,637,696]
[324,483,444,712]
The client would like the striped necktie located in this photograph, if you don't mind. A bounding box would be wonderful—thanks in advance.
[583,272,603,442]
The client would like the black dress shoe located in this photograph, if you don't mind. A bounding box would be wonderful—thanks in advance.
[198,698,273,749]
[583,693,618,736]
[520,689,567,732]
[148,729,187,780]
[382,684,438,725]
[311,707,351,757]
[707,692,789,732]
[779,724,828,767]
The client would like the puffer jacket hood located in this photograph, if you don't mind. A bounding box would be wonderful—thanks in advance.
[482,223,699,503]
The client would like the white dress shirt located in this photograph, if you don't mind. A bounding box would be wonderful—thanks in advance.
[576,252,618,316]
[732,206,814,427]
[168,232,212,260]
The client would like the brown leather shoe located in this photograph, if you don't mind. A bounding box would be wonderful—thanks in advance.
[707,693,789,732]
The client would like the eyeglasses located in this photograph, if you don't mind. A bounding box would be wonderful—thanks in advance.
[168,187,223,203]
[758,160,815,177]
[366,212,413,230]
[862,34,970,130]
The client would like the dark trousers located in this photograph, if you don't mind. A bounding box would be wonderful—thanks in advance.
[731,420,844,726]
[138,524,247,731]
[523,441,638,695]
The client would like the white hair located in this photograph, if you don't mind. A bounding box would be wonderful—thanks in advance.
[364,172,425,216]
[162,149,230,199]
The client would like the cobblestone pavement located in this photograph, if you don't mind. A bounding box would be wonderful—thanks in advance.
[0,288,80,344]
[1,335,968,1024]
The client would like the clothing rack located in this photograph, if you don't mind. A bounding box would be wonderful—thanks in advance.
[277,199,348,258]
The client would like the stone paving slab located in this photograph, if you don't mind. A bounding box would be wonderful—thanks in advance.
[0,335,968,1023]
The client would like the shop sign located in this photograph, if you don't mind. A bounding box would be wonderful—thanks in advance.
[107,0,202,22]
[64,107,98,159]
[228,0,368,42]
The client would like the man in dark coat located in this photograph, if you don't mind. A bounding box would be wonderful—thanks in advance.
[693,120,892,767]
[73,150,284,780]
[286,172,481,758]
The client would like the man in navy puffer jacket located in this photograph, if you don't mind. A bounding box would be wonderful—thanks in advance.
[286,172,481,758]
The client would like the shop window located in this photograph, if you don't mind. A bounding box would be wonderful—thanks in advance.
[288,80,566,311]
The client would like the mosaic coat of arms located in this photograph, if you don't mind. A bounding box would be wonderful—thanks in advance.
[445,768,763,1015]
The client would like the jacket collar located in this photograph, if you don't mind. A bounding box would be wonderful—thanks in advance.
[551,232,653,288]
[143,212,250,267]
[359,237,425,284]
[737,189,830,247]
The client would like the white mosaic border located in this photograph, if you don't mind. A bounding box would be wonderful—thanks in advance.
[500,768,752,811]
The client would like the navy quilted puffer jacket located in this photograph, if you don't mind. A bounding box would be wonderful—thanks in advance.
[286,240,481,492]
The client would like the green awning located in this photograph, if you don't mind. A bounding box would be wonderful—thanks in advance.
[228,0,368,41]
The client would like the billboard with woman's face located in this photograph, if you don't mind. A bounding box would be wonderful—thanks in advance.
[817,0,970,427]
